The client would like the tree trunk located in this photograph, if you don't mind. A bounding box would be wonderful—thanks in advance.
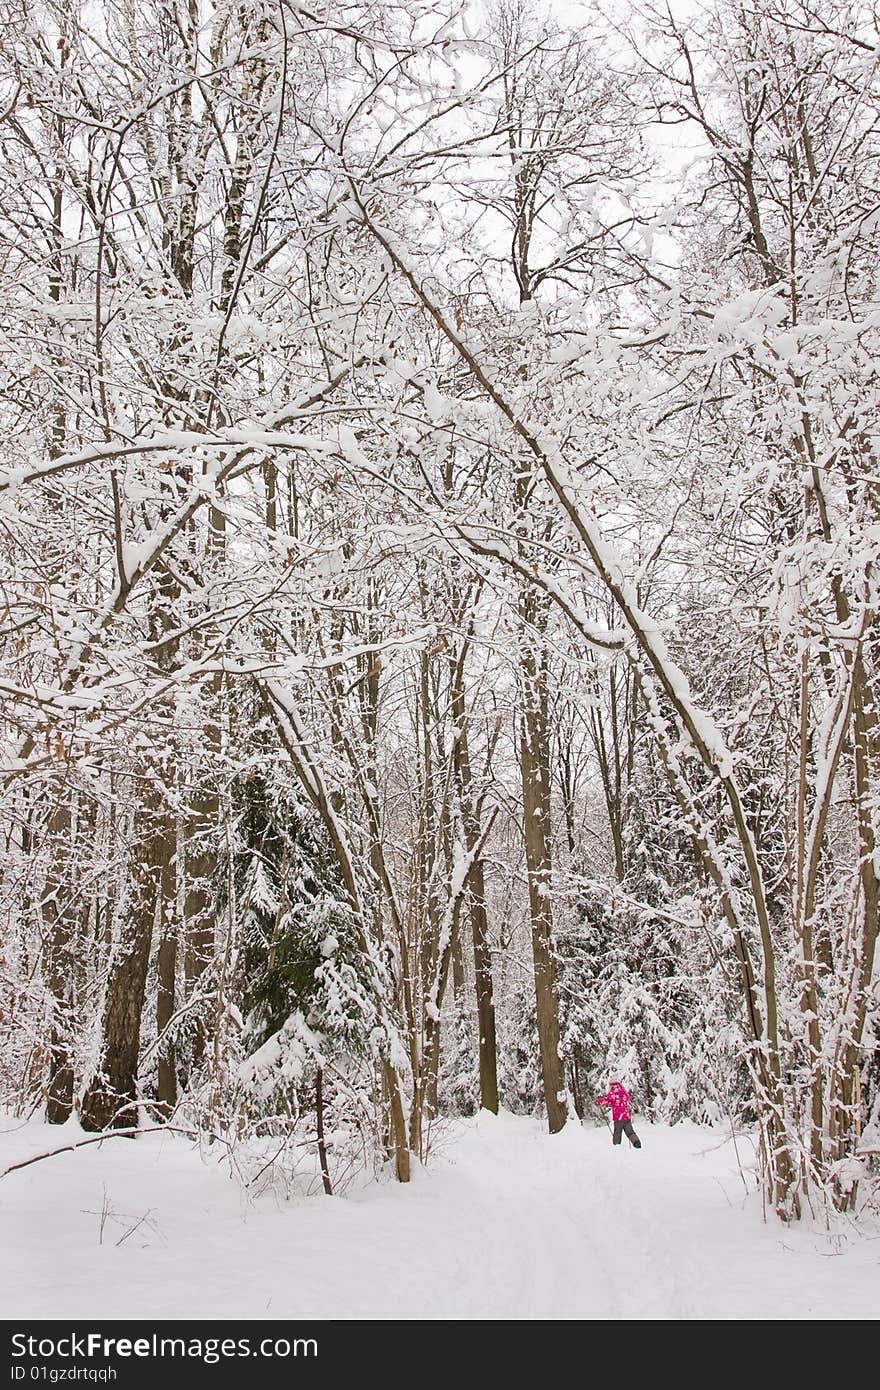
[182,742,219,1073]
[519,619,567,1134]
[81,789,173,1132]
[451,676,499,1114]
[467,852,499,1114]
[41,796,77,1124]
[315,1066,333,1195]
[570,1058,585,1121]
[155,924,177,1113]
[384,1059,411,1183]
[830,655,879,1206]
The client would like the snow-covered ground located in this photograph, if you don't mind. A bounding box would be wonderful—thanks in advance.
[1,1109,877,1320]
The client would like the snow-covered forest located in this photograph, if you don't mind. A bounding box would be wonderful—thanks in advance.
[1,0,878,1246]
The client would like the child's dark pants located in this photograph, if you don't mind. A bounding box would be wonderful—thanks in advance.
[612,1120,642,1148]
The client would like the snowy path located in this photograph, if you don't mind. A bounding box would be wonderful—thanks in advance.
[1,1110,877,1320]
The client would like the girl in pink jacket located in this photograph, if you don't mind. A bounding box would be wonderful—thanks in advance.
[595,1080,642,1148]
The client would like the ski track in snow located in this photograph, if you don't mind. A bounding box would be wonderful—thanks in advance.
[1,1110,877,1320]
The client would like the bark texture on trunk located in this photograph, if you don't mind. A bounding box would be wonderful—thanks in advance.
[519,627,567,1134]
[155,925,178,1112]
[81,794,173,1132]
[451,697,498,1114]
[41,797,78,1124]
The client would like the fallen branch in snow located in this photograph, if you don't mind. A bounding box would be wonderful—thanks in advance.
[0,1124,227,1179]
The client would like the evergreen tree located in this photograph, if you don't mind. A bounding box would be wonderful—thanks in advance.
[222,715,377,1148]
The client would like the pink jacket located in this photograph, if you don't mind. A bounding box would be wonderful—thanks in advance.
[596,1083,631,1123]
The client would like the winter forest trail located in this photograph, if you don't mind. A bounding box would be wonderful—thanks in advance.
[0,1110,877,1320]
